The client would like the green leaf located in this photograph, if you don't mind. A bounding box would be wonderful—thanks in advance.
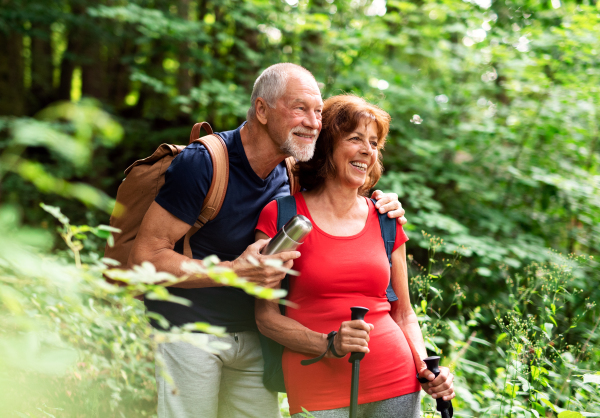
[181,322,226,336]
[504,382,519,398]
[541,398,556,412]
[557,412,584,418]
[477,267,492,277]
[91,228,111,239]
[421,299,427,312]
[496,333,507,344]
[543,322,554,339]
[97,225,121,233]
[40,203,70,226]
[429,286,443,300]
[583,374,600,384]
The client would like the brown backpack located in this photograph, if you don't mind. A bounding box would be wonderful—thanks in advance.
[104,122,299,276]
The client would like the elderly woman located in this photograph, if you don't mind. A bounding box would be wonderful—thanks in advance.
[255,95,454,417]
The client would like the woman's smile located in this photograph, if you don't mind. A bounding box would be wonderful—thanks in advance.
[350,161,368,172]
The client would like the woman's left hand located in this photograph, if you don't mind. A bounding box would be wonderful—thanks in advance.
[417,366,455,401]
[371,190,407,225]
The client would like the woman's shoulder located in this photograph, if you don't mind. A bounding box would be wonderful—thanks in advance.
[256,199,280,238]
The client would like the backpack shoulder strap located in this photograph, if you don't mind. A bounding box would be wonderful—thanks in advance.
[275,195,297,315]
[276,195,297,230]
[182,122,229,258]
[195,134,229,225]
[285,157,300,195]
[189,121,214,142]
[370,198,398,302]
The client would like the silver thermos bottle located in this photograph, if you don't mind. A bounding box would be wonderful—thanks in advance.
[261,215,313,255]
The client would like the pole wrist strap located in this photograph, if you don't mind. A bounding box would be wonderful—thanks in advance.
[301,331,342,366]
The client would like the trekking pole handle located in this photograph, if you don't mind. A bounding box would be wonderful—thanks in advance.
[350,306,369,321]
[348,307,369,363]
[423,356,454,418]
[424,356,441,377]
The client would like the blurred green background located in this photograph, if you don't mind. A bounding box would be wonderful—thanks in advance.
[1,0,599,416]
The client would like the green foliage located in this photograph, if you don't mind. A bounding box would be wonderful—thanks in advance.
[0,201,292,417]
[411,236,600,416]
[0,202,156,416]
[1,0,600,416]
[0,100,122,218]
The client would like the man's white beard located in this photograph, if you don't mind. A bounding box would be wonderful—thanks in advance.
[281,127,318,162]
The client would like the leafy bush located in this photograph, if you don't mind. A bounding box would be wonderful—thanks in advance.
[412,234,600,417]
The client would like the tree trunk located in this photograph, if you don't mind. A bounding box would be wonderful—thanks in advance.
[0,30,25,115]
[29,22,55,112]
[177,0,193,97]
[192,0,209,89]
[57,0,86,101]
[107,37,133,110]
[231,0,259,92]
[81,37,107,101]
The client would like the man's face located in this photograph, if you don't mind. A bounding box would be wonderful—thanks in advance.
[268,73,323,161]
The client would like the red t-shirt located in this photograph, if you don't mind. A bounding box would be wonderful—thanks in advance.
[256,193,421,415]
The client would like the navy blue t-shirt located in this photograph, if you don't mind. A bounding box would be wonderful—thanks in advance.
[147,123,290,332]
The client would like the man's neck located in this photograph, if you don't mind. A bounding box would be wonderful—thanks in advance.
[240,121,288,179]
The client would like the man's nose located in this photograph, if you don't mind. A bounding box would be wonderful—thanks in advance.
[303,111,320,130]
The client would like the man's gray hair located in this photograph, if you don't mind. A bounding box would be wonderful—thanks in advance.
[247,63,315,120]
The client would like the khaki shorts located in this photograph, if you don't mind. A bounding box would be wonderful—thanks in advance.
[155,331,281,418]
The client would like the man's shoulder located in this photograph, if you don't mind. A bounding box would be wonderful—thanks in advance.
[171,142,213,174]
[214,123,244,153]
[181,122,242,159]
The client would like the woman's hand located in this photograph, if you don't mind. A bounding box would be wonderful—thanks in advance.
[330,320,374,357]
[417,366,455,401]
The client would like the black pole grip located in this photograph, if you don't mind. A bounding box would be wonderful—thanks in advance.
[350,306,369,321]
[423,356,453,418]
[348,307,369,363]
[348,307,368,418]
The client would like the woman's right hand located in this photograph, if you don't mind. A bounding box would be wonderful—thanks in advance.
[330,320,374,357]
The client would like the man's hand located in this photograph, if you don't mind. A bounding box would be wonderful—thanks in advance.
[330,320,374,357]
[417,366,455,401]
[231,239,300,288]
[371,190,407,226]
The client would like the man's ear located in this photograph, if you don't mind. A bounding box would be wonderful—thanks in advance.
[255,97,269,125]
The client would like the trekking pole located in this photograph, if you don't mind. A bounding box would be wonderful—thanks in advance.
[423,356,454,418]
[348,306,369,418]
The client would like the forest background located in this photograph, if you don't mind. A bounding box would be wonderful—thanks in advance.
[1,0,600,416]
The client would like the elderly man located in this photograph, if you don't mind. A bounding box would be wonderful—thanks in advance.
[130,63,405,418]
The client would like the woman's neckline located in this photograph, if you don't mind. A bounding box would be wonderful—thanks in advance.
[296,192,372,240]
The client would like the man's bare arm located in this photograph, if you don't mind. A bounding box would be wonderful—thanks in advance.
[129,202,300,289]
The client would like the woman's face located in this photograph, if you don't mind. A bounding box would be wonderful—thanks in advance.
[331,119,379,190]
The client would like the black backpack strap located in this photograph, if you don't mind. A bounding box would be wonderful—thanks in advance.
[275,195,297,315]
[258,195,298,393]
[276,195,297,231]
[370,198,398,302]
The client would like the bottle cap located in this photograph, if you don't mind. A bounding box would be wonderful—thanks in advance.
[283,214,312,242]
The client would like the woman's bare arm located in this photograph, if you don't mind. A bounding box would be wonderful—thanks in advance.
[389,244,428,362]
[390,243,456,401]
